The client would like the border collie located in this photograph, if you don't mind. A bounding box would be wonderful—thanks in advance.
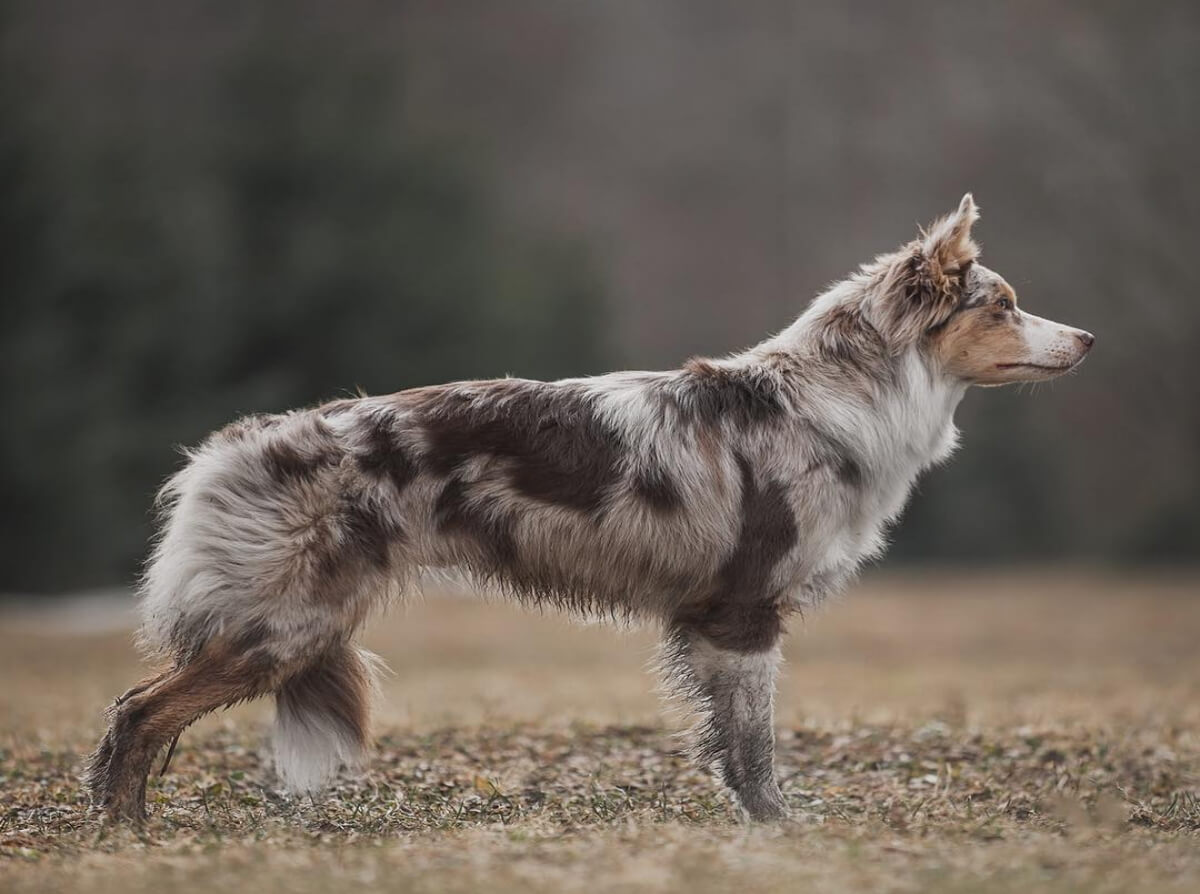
[87,195,1093,822]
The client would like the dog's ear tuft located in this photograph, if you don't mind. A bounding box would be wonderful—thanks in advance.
[919,193,979,276]
[873,195,981,348]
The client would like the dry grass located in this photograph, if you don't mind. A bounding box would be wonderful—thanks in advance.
[2,569,1199,892]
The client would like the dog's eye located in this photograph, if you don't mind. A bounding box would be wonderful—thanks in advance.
[996,298,1012,311]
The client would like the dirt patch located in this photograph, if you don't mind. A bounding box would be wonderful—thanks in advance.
[2,570,1199,892]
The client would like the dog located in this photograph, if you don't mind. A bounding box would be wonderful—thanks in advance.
[86,194,1093,822]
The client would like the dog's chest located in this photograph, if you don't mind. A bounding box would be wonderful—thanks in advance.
[789,415,959,605]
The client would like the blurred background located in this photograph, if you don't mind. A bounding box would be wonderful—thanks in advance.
[1,0,1197,595]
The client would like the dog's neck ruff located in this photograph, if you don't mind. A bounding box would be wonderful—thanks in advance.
[756,307,968,488]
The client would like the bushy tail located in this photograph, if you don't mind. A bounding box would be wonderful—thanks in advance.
[273,644,385,793]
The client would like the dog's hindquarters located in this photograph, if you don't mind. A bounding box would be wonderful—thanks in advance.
[138,411,398,662]
[88,411,398,819]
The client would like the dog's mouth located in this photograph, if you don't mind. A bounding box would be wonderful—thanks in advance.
[995,361,1077,373]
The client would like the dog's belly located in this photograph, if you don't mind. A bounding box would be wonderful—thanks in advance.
[404,481,734,619]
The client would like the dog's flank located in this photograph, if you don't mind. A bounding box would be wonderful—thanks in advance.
[87,194,1094,823]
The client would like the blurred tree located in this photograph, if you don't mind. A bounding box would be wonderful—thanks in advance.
[0,0,61,590]
[2,1,1197,592]
[0,7,604,592]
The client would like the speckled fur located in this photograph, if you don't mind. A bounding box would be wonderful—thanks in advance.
[87,195,1093,822]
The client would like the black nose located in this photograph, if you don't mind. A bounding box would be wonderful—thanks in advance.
[1076,331,1095,348]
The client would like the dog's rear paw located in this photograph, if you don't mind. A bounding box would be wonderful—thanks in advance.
[83,725,148,825]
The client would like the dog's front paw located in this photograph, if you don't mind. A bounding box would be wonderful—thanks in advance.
[738,786,791,823]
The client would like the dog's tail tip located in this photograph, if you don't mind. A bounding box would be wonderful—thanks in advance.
[272,645,382,794]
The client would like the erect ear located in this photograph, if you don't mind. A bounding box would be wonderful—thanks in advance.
[919,193,979,277]
[873,194,981,348]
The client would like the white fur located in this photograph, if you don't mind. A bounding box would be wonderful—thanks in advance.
[1019,310,1092,369]
[273,700,366,793]
[273,647,385,793]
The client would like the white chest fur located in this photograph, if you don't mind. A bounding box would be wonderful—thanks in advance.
[792,352,965,604]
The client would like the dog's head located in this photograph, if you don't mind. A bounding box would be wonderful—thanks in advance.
[873,194,1094,385]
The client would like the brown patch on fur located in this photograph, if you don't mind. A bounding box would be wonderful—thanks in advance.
[336,498,397,572]
[675,454,798,653]
[801,422,866,489]
[166,616,272,664]
[230,619,273,655]
[415,380,623,515]
[812,306,894,397]
[929,302,1026,383]
[815,307,886,366]
[434,476,519,570]
[668,360,786,427]
[353,412,418,494]
[262,419,340,485]
[832,452,864,488]
[632,462,683,512]
[292,494,400,589]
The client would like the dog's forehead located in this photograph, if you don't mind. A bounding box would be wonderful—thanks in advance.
[964,263,1016,306]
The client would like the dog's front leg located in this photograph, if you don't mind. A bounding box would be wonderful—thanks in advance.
[661,626,787,821]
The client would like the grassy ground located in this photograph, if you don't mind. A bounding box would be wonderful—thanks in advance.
[2,569,1199,892]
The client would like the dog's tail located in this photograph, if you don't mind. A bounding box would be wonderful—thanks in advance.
[273,643,384,793]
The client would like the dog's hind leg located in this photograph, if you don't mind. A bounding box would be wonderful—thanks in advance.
[84,668,175,812]
[659,625,787,822]
[85,647,279,822]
